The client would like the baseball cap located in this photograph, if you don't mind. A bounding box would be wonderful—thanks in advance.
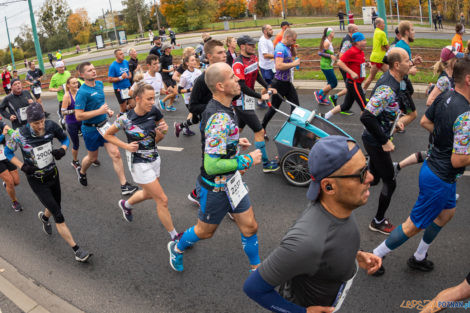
[162,42,172,51]
[153,35,161,41]
[237,35,258,46]
[281,21,291,27]
[307,136,359,201]
[440,45,465,62]
[352,32,365,42]
[55,61,65,68]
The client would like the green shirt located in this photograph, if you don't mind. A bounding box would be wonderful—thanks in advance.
[370,28,388,63]
[49,71,71,102]
[320,39,335,70]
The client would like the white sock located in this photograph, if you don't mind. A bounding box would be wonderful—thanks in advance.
[325,111,333,120]
[414,239,430,261]
[373,241,392,258]
[124,200,131,209]
[169,229,178,239]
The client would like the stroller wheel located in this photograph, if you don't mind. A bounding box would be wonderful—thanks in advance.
[280,150,310,187]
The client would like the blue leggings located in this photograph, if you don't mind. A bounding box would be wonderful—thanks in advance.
[67,122,82,150]
[321,69,338,89]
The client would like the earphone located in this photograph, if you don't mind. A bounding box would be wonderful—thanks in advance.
[326,184,333,191]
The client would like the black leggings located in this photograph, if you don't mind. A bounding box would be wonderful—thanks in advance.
[363,141,396,221]
[341,79,366,112]
[27,170,65,223]
[262,79,299,130]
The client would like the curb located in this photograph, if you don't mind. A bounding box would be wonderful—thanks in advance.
[0,256,84,313]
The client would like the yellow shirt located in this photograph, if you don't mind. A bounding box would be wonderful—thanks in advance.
[370,28,388,63]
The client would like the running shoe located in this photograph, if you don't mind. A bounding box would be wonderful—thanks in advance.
[78,171,88,186]
[159,100,166,111]
[183,128,196,136]
[71,160,80,170]
[38,211,52,235]
[372,265,386,277]
[174,122,182,138]
[263,160,280,173]
[340,110,355,116]
[118,200,133,222]
[74,248,93,263]
[2,182,6,189]
[369,218,396,235]
[12,201,22,212]
[167,241,184,272]
[328,95,338,107]
[456,193,460,201]
[314,91,330,106]
[121,182,138,196]
[172,232,184,242]
[257,101,268,109]
[407,254,434,272]
[392,162,400,180]
[92,160,101,167]
[166,106,176,112]
[187,189,200,206]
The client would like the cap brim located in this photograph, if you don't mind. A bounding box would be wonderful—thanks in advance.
[306,180,320,201]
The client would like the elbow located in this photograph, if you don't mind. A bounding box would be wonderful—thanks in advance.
[451,155,464,168]
[74,113,83,121]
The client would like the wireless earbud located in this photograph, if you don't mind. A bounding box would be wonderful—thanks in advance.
[326,184,333,191]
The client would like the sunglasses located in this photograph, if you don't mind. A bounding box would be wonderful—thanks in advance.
[328,165,369,184]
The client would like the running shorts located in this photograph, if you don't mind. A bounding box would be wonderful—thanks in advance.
[371,62,384,70]
[234,106,263,132]
[114,89,128,105]
[82,126,107,152]
[130,157,161,185]
[0,160,17,173]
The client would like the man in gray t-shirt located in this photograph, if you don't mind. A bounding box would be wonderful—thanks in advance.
[244,136,382,313]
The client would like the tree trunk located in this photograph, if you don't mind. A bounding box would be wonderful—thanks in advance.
[137,11,143,35]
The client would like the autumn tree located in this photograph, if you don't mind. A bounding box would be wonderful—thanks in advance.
[161,0,216,31]
[38,0,72,51]
[122,0,149,34]
[217,0,247,19]
[67,8,92,45]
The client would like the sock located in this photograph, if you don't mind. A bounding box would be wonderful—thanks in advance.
[414,239,430,261]
[72,245,79,252]
[255,141,269,164]
[325,111,333,120]
[124,200,131,209]
[373,241,391,258]
[169,229,178,239]
[384,224,409,250]
[422,222,442,244]
[241,234,260,266]
[177,226,200,252]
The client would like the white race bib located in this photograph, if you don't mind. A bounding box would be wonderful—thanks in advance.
[243,95,256,110]
[62,84,66,92]
[6,83,11,89]
[33,142,53,169]
[19,107,28,122]
[225,171,248,210]
[120,88,131,100]
[0,144,6,161]
[33,87,42,94]
[360,63,366,78]
[168,65,174,76]
[126,150,133,170]
[332,262,358,312]
[97,122,111,136]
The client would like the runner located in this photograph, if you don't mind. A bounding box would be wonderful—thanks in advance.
[395,21,423,76]
[371,57,470,275]
[48,61,71,130]
[128,48,140,85]
[172,47,196,83]
[148,30,154,46]
[314,27,338,106]
[273,21,291,47]
[226,36,238,66]
[174,54,201,137]
[232,35,279,173]
[167,62,262,272]
[244,136,381,312]
[74,61,138,195]
[0,79,34,129]
[159,43,177,111]
[451,23,465,53]
[261,29,300,131]
[11,70,18,80]
[102,84,181,242]
[0,121,22,212]
[149,36,162,57]
[322,32,369,120]
[4,102,92,262]
[108,49,132,116]
[169,28,176,47]
[25,61,44,106]
[2,67,11,95]
[363,18,390,92]
[142,55,166,110]
[359,47,413,235]
[61,77,82,170]
[258,24,275,86]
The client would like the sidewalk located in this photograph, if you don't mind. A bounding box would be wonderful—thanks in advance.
[0,256,84,313]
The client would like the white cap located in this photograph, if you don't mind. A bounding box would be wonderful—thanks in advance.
[55,61,65,68]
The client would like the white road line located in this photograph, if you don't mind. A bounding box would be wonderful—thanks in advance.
[464,171,470,176]
[157,146,184,152]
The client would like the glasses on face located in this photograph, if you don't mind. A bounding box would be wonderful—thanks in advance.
[328,165,369,184]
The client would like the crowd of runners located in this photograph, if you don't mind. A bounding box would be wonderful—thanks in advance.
[0,18,470,312]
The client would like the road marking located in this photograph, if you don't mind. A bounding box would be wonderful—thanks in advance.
[464,171,470,176]
[157,146,184,152]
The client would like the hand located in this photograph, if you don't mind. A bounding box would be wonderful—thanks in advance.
[382,140,395,152]
[107,109,114,117]
[156,121,168,135]
[261,93,270,101]
[331,55,337,61]
[21,163,38,175]
[239,138,251,150]
[366,62,372,68]
[357,251,382,275]
[51,148,66,160]
[28,99,34,104]
[293,58,301,67]
[127,141,139,152]
[413,55,423,65]
[99,104,109,115]
[306,306,335,313]
[350,72,359,80]
[121,72,128,79]
[395,121,404,132]
[9,115,16,121]
[409,66,418,76]
[268,88,277,95]
[249,149,262,165]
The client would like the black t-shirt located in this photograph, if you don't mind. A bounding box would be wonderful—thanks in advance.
[149,45,162,57]
[189,72,212,116]
[159,54,174,81]
[169,30,175,38]
[0,121,6,145]
[159,29,166,36]
[26,69,43,87]
[426,90,470,183]
[128,57,139,84]
[0,91,34,129]
[176,64,185,75]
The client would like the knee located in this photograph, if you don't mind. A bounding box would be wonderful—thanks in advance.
[3,178,13,188]
[109,150,121,161]
[331,81,338,89]
[53,213,65,224]
[197,229,215,240]
[242,221,258,237]
[156,194,168,208]
[88,153,98,163]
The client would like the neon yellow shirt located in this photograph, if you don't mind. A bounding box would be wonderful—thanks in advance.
[370,28,388,63]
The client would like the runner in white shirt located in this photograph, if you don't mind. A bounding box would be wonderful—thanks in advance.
[142,55,166,110]
[258,24,275,86]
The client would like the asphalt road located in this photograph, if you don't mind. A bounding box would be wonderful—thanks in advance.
[0,91,468,313]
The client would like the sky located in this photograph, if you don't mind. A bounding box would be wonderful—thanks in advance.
[0,0,142,49]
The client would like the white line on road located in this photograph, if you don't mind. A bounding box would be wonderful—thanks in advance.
[464,171,470,176]
[157,146,184,152]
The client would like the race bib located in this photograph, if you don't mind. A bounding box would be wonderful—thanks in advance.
[0,144,6,161]
[225,171,248,210]
[125,150,133,170]
[360,63,366,78]
[120,88,131,100]
[168,65,174,76]
[6,84,11,89]
[33,142,53,169]
[243,95,256,110]
[19,107,28,122]
[33,87,42,94]
[332,262,358,312]
[62,84,66,92]
[97,122,111,136]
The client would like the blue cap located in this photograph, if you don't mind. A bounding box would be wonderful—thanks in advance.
[307,136,359,201]
[352,32,365,42]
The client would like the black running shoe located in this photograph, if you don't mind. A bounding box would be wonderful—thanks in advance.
[78,171,87,186]
[407,254,434,272]
[121,182,138,195]
[38,211,52,235]
[372,265,385,277]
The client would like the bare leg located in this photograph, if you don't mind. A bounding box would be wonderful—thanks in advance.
[141,179,175,232]
[0,170,17,202]
[80,150,99,175]
[104,142,126,185]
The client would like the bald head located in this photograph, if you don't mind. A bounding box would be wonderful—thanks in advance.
[205,63,240,101]
[348,24,358,34]
[376,18,385,29]
[387,47,411,76]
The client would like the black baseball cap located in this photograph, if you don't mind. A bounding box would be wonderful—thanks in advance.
[237,35,258,46]
[281,21,291,27]
[153,36,161,41]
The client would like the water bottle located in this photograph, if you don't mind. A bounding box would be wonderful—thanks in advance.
[295,57,300,70]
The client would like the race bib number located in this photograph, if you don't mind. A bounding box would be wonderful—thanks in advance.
[33,87,42,94]
[120,88,131,100]
[225,171,248,210]
[19,107,28,122]
[243,95,256,110]
[360,63,366,78]
[332,261,358,312]
[97,122,111,136]
[125,150,133,170]
[33,142,53,169]
[0,144,6,161]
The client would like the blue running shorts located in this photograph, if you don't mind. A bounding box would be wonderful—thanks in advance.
[82,125,107,152]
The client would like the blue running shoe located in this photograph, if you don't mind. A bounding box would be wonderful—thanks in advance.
[263,160,280,173]
[159,100,166,111]
[167,241,184,272]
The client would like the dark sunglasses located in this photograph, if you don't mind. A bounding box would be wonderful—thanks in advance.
[328,165,369,184]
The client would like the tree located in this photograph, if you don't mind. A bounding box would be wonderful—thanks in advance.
[67,8,92,45]
[13,25,36,58]
[38,0,72,50]
[255,0,270,17]
[217,0,246,19]
[121,0,149,34]
[161,0,216,31]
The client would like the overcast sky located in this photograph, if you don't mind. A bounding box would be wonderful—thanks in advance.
[0,0,148,49]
